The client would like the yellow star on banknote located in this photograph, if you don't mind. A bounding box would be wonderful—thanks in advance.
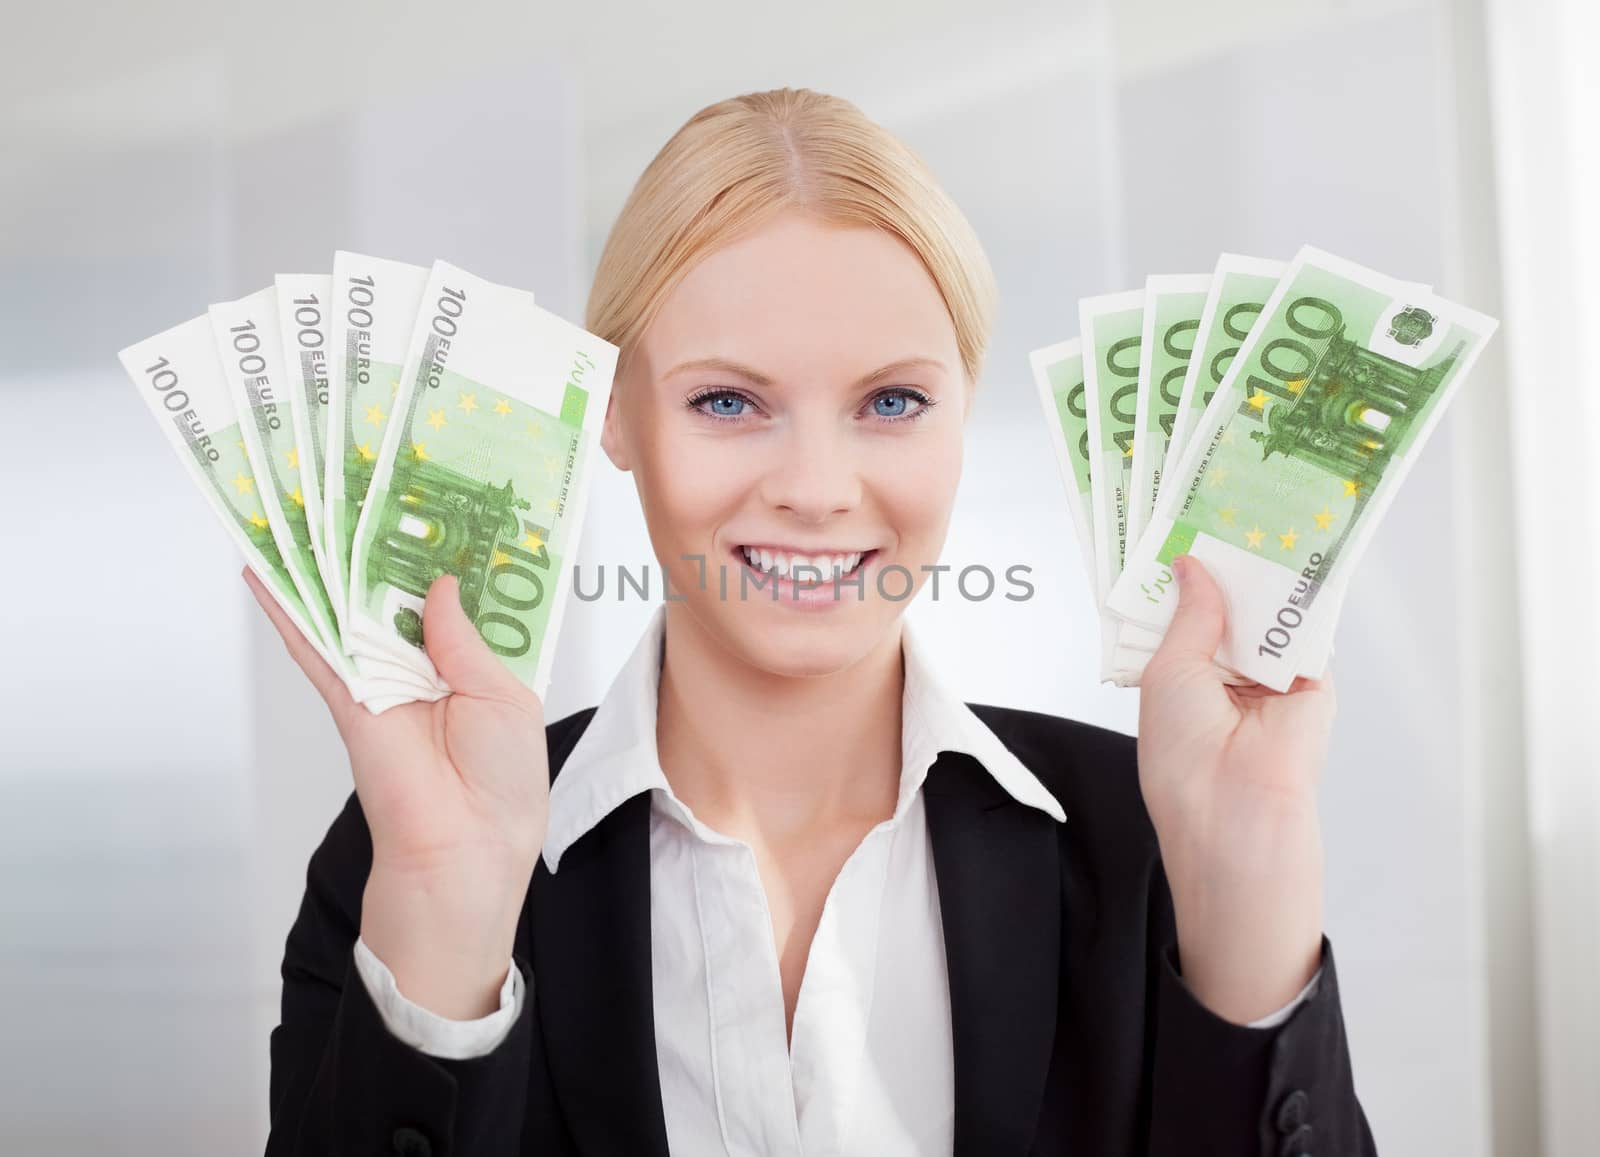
[365,403,386,427]
[289,487,305,507]
[247,512,269,529]
[1313,505,1335,530]
[426,409,447,431]
[412,442,429,461]
[1288,378,1308,394]
[526,420,543,440]
[1248,390,1268,410]
[1218,505,1238,526]
[492,550,512,567]
[1123,440,1135,458]
[1209,467,1230,487]
[1342,479,1361,497]
[231,472,255,495]
[493,398,512,416]
[356,442,376,462]
[457,392,479,414]
[1279,528,1299,551]
[285,447,299,470]
[522,532,544,552]
[1245,525,1265,550]
[543,454,561,479]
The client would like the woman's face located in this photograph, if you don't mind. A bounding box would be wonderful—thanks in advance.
[600,208,974,677]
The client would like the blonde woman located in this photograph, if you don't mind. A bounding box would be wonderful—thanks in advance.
[257,89,1373,1156]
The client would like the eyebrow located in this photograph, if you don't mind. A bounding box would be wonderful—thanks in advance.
[661,355,948,389]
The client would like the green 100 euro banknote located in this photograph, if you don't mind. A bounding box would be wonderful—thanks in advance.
[115,316,414,714]
[346,260,619,702]
[1127,273,1209,553]
[1107,245,1498,690]
[1078,291,1166,681]
[322,251,433,674]
[1160,255,1286,491]
[1028,338,1096,593]
[274,274,334,591]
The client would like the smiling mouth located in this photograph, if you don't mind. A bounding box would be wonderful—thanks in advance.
[731,544,878,585]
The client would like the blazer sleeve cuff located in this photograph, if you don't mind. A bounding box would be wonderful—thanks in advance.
[353,936,525,1060]
[1241,963,1323,1029]
[1148,933,1375,1156]
[326,946,536,1157]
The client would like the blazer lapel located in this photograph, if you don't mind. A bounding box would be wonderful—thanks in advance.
[531,788,671,1155]
[924,748,1064,1156]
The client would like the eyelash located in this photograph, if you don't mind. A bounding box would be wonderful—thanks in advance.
[684,386,937,424]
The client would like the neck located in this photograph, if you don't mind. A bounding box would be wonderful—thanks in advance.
[655,603,905,851]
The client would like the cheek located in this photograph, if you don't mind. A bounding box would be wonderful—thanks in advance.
[875,433,964,544]
[639,435,755,540]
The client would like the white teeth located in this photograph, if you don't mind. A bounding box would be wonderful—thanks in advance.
[740,547,867,580]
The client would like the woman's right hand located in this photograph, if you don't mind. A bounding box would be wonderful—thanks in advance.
[244,567,549,1019]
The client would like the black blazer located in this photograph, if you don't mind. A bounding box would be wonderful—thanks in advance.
[266,703,1377,1157]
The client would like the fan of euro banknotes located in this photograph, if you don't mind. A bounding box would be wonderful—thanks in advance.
[118,252,618,714]
[1030,245,1498,692]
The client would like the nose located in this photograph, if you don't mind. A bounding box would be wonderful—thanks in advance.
[757,412,863,524]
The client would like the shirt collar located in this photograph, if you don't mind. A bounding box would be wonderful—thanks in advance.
[542,603,1066,875]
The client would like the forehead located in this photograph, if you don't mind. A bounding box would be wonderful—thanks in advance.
[639,211,959,378]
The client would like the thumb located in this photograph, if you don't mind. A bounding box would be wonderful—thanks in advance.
[420,574,527,701]
[1153,554,1227,667]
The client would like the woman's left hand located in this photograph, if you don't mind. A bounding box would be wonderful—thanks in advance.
[1135,553,1336,1025]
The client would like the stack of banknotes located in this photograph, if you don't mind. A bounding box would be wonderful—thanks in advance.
[118,252,618,714]
[1030,245,1498,692]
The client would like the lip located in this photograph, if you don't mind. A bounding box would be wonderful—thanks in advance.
[734,542,878,557]
[726,543,879,610]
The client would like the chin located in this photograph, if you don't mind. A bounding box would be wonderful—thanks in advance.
[734,620,876,679]
[709,593,893,678]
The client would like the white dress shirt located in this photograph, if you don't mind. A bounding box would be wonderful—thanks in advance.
[354,602,1321,1154]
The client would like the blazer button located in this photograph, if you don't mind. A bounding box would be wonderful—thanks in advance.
[392,1125,432,1157]
[1278,1122,1313,1156]
[1275,1088,1311,1132]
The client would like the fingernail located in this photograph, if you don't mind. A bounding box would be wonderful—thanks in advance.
[1172,555,1188,581]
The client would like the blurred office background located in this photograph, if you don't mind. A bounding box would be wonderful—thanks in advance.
[2,0,1596,1152]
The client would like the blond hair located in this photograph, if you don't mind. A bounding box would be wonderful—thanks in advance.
[585,87,997,386]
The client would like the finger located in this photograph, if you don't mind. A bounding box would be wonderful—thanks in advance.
[1275,662,1335,698]
[1150,554,1227,669]
[241,566,356,715]
[1293,663,1335,691]
[1290,666,1337,715]
[1231,669,1331,702]
[420,574,531,702]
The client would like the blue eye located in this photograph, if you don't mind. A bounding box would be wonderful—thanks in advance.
[870,387,934,421]
[684,385,935,424]
[685,389,753,421]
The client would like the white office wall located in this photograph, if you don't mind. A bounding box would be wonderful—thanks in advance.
[1480,0,1600,1148]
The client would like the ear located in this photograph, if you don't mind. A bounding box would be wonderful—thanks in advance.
[599,376,632,472]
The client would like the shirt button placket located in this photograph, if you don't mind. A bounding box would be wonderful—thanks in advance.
[705,839,804,1157]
